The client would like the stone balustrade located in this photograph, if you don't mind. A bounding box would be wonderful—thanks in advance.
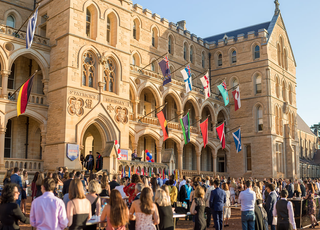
[137,114,159,125]
[4,158,44,172]
[0,24,50,46]
[8,89,47,106]
[167,121,180,130]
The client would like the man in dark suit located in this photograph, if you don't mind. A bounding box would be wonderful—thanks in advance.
[10,167,23,206]
[210,179,226,230]
[287,179,294,198]
[57,167,64,179]
[109,175,120,190]
[299,179,306,197]
[62,172,74,195]
[266,183,277,230]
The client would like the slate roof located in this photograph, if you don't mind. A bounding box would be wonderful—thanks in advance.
[204,22,271,44]
[297,114,315,136]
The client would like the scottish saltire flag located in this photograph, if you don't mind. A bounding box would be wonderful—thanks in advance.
[181,65,192,93]
[200,71,210,100]
[159,56,171,86]
[232,86,241,111]
[217,81,229,106]
[232,128,242,153]
[180,113,190,144]
[26,6,39,49]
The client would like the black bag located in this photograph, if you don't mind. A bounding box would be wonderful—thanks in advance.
[175,206,188,214]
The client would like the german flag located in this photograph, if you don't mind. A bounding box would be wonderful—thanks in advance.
[157,105,169,141]
[17,73,35,116]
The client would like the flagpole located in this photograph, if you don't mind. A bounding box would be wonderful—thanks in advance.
[14,4,41,37]
[225,126,241,134]
[169,61,190,76]
[166,109,190,123]
[8,70,38,100]
[191,69,209,82]
[138,52,168,73]
[137,102,167,123]
[227,84,240,92]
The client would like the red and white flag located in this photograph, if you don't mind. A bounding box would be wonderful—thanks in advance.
[216,122,225,149]
[200,71,210,100]
[232,86,241,111]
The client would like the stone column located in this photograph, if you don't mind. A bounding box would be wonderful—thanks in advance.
[177,148,183,178]
[0,127,5,170]
[212,149,217,177]
[195,116,201,134]
[196,150,201,174]
[134,100,139,121]
[212,122,217,138]
[156,146,162,163]
[1,70,10,99]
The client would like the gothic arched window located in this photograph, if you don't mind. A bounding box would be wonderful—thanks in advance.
[254,45,260,59]
[103,58,116,93]
[6,15,15,28]
[82,51,95,88]
[86,9,91,37]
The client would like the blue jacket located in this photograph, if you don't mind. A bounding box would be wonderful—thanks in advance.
[210,187,226,212]
[11,174,23,190]
[266,191,277,225]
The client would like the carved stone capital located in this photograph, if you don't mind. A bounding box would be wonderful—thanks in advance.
[1,70,11,76]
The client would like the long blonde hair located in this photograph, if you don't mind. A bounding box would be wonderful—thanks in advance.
[155,189,170,206]
[36,173,44,186]
[253,186,262,200]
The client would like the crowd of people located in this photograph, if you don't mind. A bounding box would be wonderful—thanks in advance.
[1,166,320,230]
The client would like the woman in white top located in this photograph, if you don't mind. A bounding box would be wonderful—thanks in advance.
[222,182,231,227]
[115,178,128,198]
[129,187,160,230]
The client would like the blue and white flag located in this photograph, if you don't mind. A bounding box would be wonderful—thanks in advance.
[232,128,242,153]
[181,65,192,93]
[26,6,39,49]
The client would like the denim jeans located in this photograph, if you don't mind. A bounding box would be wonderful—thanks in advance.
[241,210,255,230]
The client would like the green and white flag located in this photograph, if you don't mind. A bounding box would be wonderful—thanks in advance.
[180,112,191,145]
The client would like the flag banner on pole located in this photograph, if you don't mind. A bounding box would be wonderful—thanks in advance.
[128,166,131,178]
[180,112,191,145]
[159,56,171,86]
[232,86,241,111]
[26,6,39,49]
[149,168,151,177]
[200,118,209,148]
[162,168,165,179]
[175,170,178,181]
[157,105,169,141]
[200,71,210,100]
[232,128,242,153]
[123,167,126,178]
[181,65,192,93]
[217,81,229,106]
[17,73,36,116]
[216,122,226,149]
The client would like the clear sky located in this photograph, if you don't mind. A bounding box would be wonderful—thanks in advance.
[133,0,320,127]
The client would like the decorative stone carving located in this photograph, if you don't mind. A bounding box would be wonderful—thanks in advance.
[115,106,128,124]
[68,96,84,116]
[107,104,114,113]
[85,99,92,109]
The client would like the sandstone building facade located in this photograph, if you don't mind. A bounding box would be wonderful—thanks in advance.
[0,0,317,179]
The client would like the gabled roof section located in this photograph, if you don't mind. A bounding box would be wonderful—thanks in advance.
[297,114,315,136]
[204,22,271,44]
[267,13,297,67]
